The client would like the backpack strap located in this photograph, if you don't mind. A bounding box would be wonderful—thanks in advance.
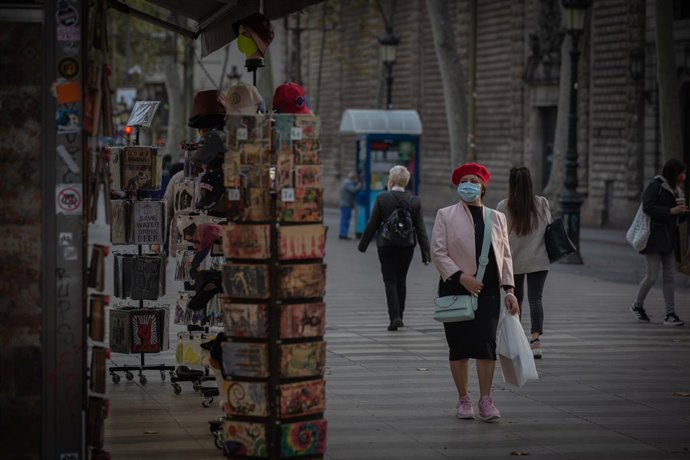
[475,207,493,282]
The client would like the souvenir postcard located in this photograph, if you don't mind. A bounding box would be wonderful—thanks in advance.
[273,114,295,149]
[278,187,323,222]
[223,224,270,259]
[276,145,294,189]
[222,420,268,458]
[278,225,326,260]
[280,419,327,457]
[108,146,123,191]
[277,263,326,299]
[280,341,326,378]
[239,142,269,165]
[224,149,241,187]
[279,379,325,419]
[223,302,268,338]
[90,346,106,394]
[226,114,271,146]
[294,115,321,139]
[110,199,129,244]
[280,302,326,339]
[131,200,165,245]
[222,263,270,299]
[294,165,322,188]
[246,188,271,222]
[122,146,154,191]
[221,342,269,378]
[294,139,321,165]
[239,163,270,189]
[221,380,269,417]
[89,294,107,342]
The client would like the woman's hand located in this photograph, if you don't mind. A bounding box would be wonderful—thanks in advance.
[459,273,483,297]
[504,291,520,315]
[671,204,689,215]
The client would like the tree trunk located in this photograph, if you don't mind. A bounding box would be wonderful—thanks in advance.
[425,0,468,168]
[542,34,571,210]
[655,0,682,162]
[163,34,186,161]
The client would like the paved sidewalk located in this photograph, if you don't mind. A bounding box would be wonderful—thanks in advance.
[103,208,690,459]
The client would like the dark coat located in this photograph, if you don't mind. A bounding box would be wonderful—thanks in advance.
[357,190,431,263]
[641,177,686,259]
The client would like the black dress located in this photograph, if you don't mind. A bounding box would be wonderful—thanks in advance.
[438,205,501,360]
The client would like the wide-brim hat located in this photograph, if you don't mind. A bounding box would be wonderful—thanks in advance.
[188,89,227,128]
[451,162,491,185]
[226,82,264,115]
[232,12,274,57]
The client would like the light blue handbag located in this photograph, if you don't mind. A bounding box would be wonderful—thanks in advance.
[433,207,494,323]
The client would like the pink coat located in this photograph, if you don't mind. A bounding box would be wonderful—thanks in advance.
[431,201,514,286]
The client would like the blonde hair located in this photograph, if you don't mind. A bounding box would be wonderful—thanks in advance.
[388,165,410,188]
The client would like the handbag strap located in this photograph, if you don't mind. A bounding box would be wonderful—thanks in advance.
[476,207,494,282]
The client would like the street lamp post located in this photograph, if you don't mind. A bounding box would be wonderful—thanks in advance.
[378,27,400,110]
[559,0,590,264]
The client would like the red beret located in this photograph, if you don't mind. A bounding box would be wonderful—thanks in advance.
[451,163,491,185]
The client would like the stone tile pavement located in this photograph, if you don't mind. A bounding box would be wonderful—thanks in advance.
[101,208,690,459]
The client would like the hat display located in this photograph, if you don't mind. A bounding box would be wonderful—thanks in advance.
[192,130,227,165]
[272,82,311,114]
[188,90,227,129]
[232,12,274,57]
[451,163,491,185]
[226,82,264,115]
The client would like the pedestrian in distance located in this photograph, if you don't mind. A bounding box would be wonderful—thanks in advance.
[630,158,689,326]
[358,165,431,331]
[431,162,519,422]
[338,171,361,240]
[496,167,551,358]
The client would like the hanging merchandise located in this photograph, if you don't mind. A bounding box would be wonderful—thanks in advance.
[108,146,163,192]
[112,253,166,300]
[109,199,166,245]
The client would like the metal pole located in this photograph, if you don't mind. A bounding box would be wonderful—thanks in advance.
[559,31,584,264]
[385,62,393,110]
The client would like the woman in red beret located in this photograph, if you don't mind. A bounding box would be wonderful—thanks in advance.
[431,162,519,422]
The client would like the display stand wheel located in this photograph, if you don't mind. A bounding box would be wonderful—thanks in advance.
[202,397,213,408]
[172,383,182,395]
[111,373,121,384]
[192,381,200,391]
[214,432,223,450]
[139,374,147,385]
[125,371,134,381]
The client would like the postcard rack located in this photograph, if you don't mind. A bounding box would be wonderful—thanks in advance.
[218,113,327,459]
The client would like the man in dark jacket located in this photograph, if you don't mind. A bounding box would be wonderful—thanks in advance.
[358,165,431,330]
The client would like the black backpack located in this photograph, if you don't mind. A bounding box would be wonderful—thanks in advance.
[380,194,416,247]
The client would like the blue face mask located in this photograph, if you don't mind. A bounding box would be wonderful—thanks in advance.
[457,182,481,202]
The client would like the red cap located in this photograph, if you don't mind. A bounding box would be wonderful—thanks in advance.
[272,82,310,114]
[451,163,491,185]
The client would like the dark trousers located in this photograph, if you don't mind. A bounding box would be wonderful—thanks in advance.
[514,270,548,335]
[377,245,415,322]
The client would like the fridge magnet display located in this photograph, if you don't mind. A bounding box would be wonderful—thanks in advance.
[223,224,270,259]
[279,341,326,378]
[223,302,268,338]
[222,420,268,457]
[277,263,327,299]
[280,302,326,339]
[280,419,328,457]
[278,225,326,260]
[221,342,269,378]
[279,379,325,419]
[221,380,269,417]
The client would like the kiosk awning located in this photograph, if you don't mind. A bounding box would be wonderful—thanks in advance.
[108,0,323,57]
[339,109,422,135]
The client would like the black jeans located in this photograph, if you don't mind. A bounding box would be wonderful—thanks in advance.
[377,245,415,322]
[513,270,548,335]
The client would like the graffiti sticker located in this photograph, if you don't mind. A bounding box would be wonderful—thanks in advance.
[56,184,83,215]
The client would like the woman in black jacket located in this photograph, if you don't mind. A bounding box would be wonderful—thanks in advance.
[631,159,688,326]
[358,165,431,331]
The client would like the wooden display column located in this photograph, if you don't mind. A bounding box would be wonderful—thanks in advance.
[220,114,327,459]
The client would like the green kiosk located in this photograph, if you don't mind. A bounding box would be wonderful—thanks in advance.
[339,109,422,236]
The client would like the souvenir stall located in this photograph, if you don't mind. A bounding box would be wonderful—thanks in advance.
[338,109,423,236]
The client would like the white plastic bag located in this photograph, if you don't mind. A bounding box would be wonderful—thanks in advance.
[497,307,538,387]
[626,204,650,252]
